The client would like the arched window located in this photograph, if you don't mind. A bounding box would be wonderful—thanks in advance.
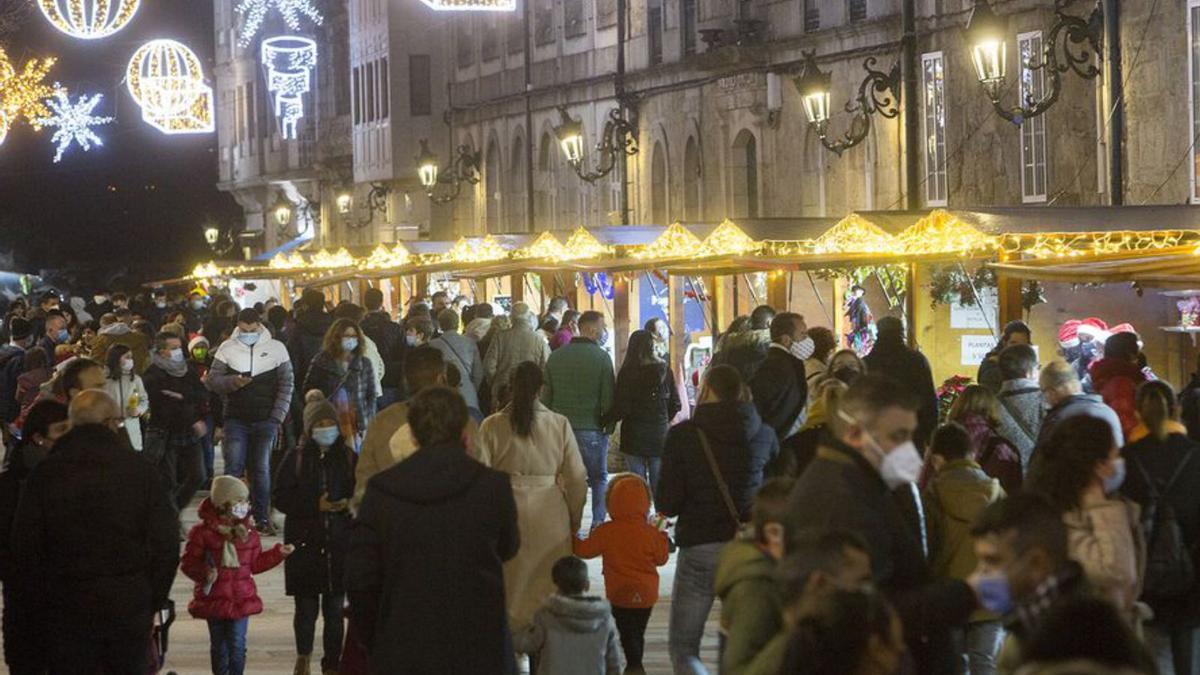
[508,132,527,233]
[650,141,668,224]
[683,135,701,221]
[485,135,502,233]
[535,131,555,230]
[731,129,758,218]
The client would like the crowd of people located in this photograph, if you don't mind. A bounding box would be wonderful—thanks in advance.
[0,285,1197,675]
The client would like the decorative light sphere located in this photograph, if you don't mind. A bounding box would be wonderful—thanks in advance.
[126,39,214,134]
[37,0,141,39]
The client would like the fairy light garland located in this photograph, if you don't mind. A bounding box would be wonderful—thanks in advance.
[895,209,998,257]
[562,227,614,261]
[1005,231,1195,260]
[703,219,760,256]
[513,232,569,261]
[360,243,411,270]
[446,235,509,264]
[630,223,709,260]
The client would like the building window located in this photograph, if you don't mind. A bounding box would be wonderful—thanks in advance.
[681,0,697,56]
[597,0,616,28]
[365,61,376,122]
[456,17,474,67]
[848,0,866,22]
[921,51,948,206]
[648,0,663,66]
[683,136,701,220]
[507,12,524,54]
[352,66,362,125]
[409,55,431,116]
[1193,1,1200,201]
[803,1,819,32]
[732,130,758,218]
[1019,31,1047,202]
[335,37,351,116]
[482,16,499,61]
[651,141,668,224]
[564,0,586,38]
[535,0,554,45]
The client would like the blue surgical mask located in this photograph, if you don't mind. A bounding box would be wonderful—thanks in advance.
[1104,457,1127,495]
[237,331,260,346]
[405,334,417,346]
[169,348,185,363]
[341,337,359,353]
[55,329,69,344]
[975,573,1013,615]
[598,329,610,346]
[312,425,340,447]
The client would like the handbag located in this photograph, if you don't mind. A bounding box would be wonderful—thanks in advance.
[695,427,743,530]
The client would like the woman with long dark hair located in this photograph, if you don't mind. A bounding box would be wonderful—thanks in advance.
[476,361,588,636]
[303,318,377,451]
[101,344,149,451]
[608,330,681,496]
[1028,414,1142,621]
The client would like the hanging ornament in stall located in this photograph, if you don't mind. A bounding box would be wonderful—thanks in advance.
[261,36,316,140]
[581,273,615,300]
[235,0,324,46]
[34,86,113,162]
[126,39,215,134]
[0,48,57,146]
[36,0,141,39]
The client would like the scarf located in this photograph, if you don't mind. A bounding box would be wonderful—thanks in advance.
[151,352,188,377]
[214,522,249,568]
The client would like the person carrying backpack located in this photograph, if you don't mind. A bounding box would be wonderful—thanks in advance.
[1120,380,1200,675]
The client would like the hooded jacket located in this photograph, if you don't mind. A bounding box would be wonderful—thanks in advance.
[1089,358,1148,439]
[512,594,623,675]
[923,458,1004,622]
[89,321,151,374]
[179,498,286,620]
[345,443,520,674]
[716,540,782,675]
[710,329,772,382]
[207,326,295,424]
[574,474,669,609]
[657,400,778,547]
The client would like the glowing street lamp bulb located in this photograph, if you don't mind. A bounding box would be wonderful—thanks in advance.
[336,192,352,214]
[204,226,220,245]
[37,0,141,40]
[275,203,292,226]
[793,52,832,126]
[416,139,440,188]
[262,36,317,140]
[965,0,1008,89]
[554,110,585,164]
[126,39,215,135]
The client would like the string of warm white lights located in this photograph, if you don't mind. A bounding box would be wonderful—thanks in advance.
[236,0,324,46]
[0,49,57,145]
[36,0,140,40]
[34,86,113,162]
[126,39,214,135]
[895,209,998,256]
[445,235,509,264]
[262,36,317,140]
[360,243,412,270]
[1001,231,1196,260]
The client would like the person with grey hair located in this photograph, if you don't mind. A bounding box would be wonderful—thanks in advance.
[1038,360,1123,450]
[484,302,551,407]
[430,308,485,421]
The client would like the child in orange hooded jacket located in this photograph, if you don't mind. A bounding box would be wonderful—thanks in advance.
[574,473,669,674]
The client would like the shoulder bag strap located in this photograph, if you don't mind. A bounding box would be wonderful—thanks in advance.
[998,394,1037,443]
[696,428,742,527]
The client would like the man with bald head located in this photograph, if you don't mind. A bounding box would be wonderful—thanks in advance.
[12,389,178,673]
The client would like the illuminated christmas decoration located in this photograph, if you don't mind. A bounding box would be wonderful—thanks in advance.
[1007,231,1194,260]
[896,210,997,257]
[806,214,896,255]
[0,49,57,144]
[563,227,614,261]
[236,0,323,46]
[447,235,509,264]
[631,223,709,260]
[34,87,113,162]
[126,39,215,134]
[514,232,569,261]
[418,0,516,11]
[703,220,759,256]
[268,248,355,270]
[261,36,317,140]
[37,0,140,39]
[360,243,411,270]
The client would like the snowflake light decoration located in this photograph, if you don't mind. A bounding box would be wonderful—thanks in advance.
[0,48,57,145]
[34,86,113,162]
[236,0,323,46]
[262,36,316,139]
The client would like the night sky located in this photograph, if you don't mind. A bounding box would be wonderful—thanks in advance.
[0,0,241,283]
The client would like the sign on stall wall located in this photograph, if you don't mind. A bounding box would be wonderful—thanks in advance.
[950,289,999,330]
[962,335,1040,366]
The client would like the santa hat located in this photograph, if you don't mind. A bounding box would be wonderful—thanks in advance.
[1109,323,1137,335]
[1058,320,1082,348]
[1077,318,1110,341]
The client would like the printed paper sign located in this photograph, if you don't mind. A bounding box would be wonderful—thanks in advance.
[962,335,999,366]
[951,289,999,330]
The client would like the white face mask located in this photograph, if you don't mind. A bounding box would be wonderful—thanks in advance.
[230,502,251,520]
[838,410,923,489]
[120,358,134,373]
[789,336,815,361]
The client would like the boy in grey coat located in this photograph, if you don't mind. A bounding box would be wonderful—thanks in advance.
[514,556,624,675]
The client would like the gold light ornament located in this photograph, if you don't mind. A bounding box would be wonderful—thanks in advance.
[361,243,411,270]
[563,227,614,261]
[630,223,709,260]
[310,248,356,268]
[269,252,307,270]
[896,209,998,257]
[513,232,570,261]
[419,0,516,11]
[447,235,509,264]
[192,261,223,280]
[1012,231,1194,260]
[126,39,215,135]
[805,214,896,255]
[0,49,57,143]
[37,0,141,39]
[703,220,759,256]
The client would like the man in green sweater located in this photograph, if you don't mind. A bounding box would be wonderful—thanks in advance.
[543,310,614,527]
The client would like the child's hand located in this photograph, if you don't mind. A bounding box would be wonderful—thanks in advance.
[206,567,218,584]
[280,544,295,557]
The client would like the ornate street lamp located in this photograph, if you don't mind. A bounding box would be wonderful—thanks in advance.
[272,192,293,227]
[202,222,236,255]
[793,50,900,157]
[416,139,481,205]
[553,106,638,183]
[345,182,392,229]
[335,190,352,216]
[964,0,1102,125]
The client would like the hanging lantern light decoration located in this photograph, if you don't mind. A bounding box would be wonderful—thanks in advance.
[126,39,215,134]
[261,36,317,140]
[36,0,141,40]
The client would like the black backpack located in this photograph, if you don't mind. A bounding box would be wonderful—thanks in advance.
[1133,451,1196,598]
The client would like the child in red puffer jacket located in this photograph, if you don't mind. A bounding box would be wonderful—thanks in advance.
[181,475,292,675]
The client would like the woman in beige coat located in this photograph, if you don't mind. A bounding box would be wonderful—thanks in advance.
[477,361,588,630]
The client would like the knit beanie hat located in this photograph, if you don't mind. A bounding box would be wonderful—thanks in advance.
[8,317,31,342]
[303,389,338,437]
[211,475,249,509]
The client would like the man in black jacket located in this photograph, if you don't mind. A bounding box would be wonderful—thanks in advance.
[750,312,810,444]
[361,288,405,408]
[787,375,976,675]
[143,331,208,512]
[863,316,938,450]
[0,317,33,425]
[12,390,179,674]
[346,386,519,673]
[288,289,333,436]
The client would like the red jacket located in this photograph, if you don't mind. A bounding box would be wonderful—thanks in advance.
[1090,358,1147,439]
[574,474,669,609]
[180,498,285,620]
